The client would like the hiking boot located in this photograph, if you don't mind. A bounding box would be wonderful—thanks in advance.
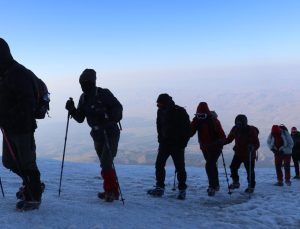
[104,192,118,202]
[177,190,186,200]
[293,175,300,179]
[274,181,283,186]
[16,182,45,200]
[207,187,216,196]
[214,185,220,192]
[16,200,41,211]
[285,180,292,186]
[147,187,164,197]
[98,192,119,200]
[244,187,254,193]
[229,182,240,189]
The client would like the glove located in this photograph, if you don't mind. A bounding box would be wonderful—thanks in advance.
[65,98,75,112]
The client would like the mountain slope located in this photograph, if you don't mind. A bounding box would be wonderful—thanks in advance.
[0,160,300,229]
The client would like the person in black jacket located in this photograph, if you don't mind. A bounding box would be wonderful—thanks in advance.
[291,127,300,179]
[0,38,43,210]
[65,69,123,202]
[225,114,260,193]
[147,94,190,200]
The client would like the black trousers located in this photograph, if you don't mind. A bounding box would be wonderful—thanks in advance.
[230,154,256,188]
[203,151,221,189]
[2,132,42,201]
[94,127,120,170]
[155,144,187,190]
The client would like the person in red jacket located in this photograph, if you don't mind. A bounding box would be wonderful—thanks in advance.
[191,102,226,196]
[224,114,260,193]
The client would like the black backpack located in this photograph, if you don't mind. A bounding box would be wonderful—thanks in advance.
[176,105,191,144]
[33,77,50,119]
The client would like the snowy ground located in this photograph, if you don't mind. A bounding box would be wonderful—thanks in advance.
[0,160,300,229]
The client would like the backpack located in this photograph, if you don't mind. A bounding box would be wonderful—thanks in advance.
[248,126,260,160]
[176,105,191,140]
[279,124,288,131]
[81,87,122,122]
[33,77,50,119]
[196,111,220,141]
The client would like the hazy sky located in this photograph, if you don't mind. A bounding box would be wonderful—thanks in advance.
[2,0,300,71]
[2,0,300,164]
[1,0,300,122]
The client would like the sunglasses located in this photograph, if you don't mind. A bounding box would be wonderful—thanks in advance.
[195,113,207,119]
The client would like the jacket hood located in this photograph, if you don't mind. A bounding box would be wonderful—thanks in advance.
[157,93,174,106]
[271,125,281,134]
[196,102,210,114]
[235,114,248,128]
[0,38,14,73]
[79,68,96,83]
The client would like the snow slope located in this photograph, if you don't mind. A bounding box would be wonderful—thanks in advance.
[0,160,300,229]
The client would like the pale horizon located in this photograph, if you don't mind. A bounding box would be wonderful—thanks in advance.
[1,0,300,166]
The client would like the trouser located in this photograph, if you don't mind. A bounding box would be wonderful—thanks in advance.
[2,132,42,201]
[230,154,256,188]
[203,151,221,189]
[94,127,120,194]
[292,154,300,176]
[275,154,291,182]
[155,144,187,190]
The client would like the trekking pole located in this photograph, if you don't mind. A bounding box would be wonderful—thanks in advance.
[58,108,71,197]
[103,129,125,205]
[248,148,252,199]
[0,176,4,197]
[1,128,34,200]
[172,170,177,191]
[118,121,122,131]
[221,152,232,195]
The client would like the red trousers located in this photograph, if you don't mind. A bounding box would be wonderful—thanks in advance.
[274,155,291,182]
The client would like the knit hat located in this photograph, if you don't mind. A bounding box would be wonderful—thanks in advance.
[271,125,281,134]
[157,93,172,105]
[291,127,297,133]
[196,102,210,114]
[79,69,96,83]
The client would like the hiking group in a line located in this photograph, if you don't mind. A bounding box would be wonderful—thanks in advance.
[1,38,300,211]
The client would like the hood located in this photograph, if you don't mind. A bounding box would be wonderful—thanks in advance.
[196,102,210,115]
[271,125,281,135]
[235,114,248,128]
[0,38,14,73]
[156,93,174,107]
[79,68,97,84]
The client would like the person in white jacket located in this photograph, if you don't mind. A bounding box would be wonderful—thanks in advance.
[267,125,294,186]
